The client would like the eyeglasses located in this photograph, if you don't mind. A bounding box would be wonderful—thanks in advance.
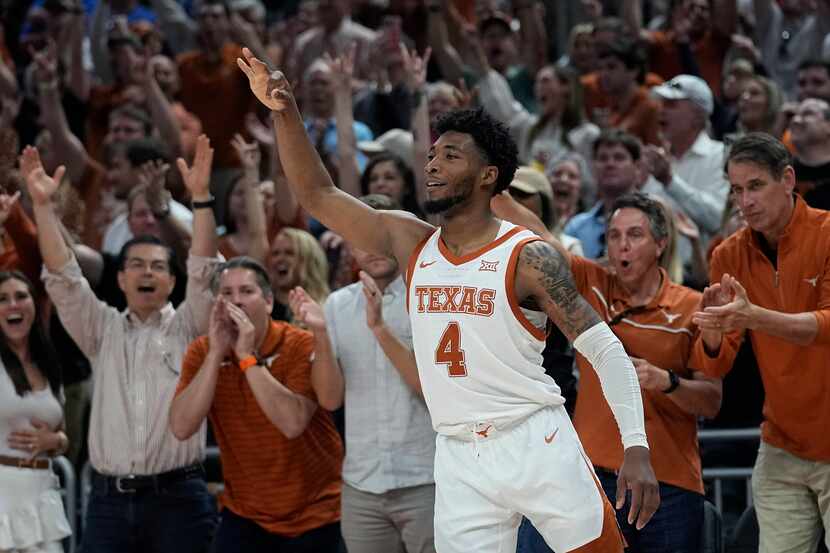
[124,258,170,273]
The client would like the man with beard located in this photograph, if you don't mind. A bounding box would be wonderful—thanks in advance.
[238,49,659,553]
[290,194,437,553]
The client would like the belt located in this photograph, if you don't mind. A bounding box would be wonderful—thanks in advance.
[93,463,205,494]
[0,454,51,470]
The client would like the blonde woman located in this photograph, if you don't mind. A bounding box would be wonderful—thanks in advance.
[267,228,330,323]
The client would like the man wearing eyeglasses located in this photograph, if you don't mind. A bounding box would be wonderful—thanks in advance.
[22,135,221,553]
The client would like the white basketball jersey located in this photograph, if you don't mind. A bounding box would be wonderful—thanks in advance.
[407,221,564,436]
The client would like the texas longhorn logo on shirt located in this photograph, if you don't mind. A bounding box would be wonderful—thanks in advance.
[414,286,496,316]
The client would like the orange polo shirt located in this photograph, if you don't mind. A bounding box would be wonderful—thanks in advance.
[570,256,705,494]
[177,320,343,536]
[581,74,663,146]
[694,196,830,461]
[645,30,731,97]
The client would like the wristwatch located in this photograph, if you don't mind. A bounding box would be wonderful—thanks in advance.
[663,369,680,394]
[191,195,216,210]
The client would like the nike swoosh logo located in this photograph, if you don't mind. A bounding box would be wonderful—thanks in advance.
[419,261,437,268]
[544,428,559,444]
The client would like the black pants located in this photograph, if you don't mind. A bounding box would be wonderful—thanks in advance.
[211,509,341,553]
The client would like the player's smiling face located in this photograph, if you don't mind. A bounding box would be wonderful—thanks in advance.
[424,132,484,215]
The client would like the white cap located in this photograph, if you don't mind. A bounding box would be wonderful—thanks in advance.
[357,129,414,168]
[509,166,552,200]
[652,74,714,116]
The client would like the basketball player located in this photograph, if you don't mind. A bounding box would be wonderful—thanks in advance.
[237,48,659,552]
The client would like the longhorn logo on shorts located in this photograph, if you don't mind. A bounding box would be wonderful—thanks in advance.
[479,259,499,272]
[475,424,493,438]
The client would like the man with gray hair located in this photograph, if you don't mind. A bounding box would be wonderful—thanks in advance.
[643,75,729,245]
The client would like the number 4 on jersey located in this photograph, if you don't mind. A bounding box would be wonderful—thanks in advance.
[436,322,467,377]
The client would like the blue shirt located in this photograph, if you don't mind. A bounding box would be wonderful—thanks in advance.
[304,118,374,173]
[564,202,607,259]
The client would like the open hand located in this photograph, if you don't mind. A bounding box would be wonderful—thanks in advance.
[137,159,171,212]
[288,286,327,331]
[693,274,755,333]
[359,270,384,330]
[231,133,261,178]
[225,302,256,359]
[208,297,235,357]
[176,134,213,200]
[237,47,294,112]
[20,146,65,206]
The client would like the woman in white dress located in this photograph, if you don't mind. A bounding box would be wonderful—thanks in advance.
[0,271,71,553]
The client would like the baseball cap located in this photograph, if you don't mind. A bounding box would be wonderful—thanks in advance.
[357,129,414,168]
[652,75,714,115]
[509,166,552,200]
[478,11,514,34]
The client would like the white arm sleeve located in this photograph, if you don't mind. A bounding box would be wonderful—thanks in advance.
[573,321,649,450]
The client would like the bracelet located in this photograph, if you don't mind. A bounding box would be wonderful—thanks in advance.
[238,355,259,372]
[191,196,215,210]
[663,369,680,394]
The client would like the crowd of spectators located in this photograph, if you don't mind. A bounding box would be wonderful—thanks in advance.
[0,0,829,552]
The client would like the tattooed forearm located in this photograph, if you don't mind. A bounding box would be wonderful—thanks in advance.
[519,241,601,340]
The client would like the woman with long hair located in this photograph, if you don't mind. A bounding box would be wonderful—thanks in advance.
[734,76,784,137]
[359,153,423,219]
[477,63,600,166]
[0,271,71,553]
[266,228,330,322]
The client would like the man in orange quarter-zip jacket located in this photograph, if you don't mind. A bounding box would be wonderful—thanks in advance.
[691,132,830,553]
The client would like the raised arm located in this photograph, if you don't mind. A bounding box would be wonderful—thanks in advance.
[139,58,183,161]
[20,148,71,271]
[515,239,659,529]
[514,1,548,75]
[360,271,422,397]
[34,48,87,183]
[402,45,432,211]
[327,46,362,198]
[137,160,192,270]
[425,0,466,85]
[231,134,269,264]
[176,135,217,258]
[290,287,345,411]
[236,48,433,264]
[65,13,90,102]
[713,0,738,38]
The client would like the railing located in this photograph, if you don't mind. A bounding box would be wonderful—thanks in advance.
[698,428,761,515]
[53,456,77,553]
[63,432,761,551]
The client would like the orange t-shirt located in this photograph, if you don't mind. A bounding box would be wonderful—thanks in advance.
[695,196,830,462]
[581,74,663,146]
[177,44,255,168]
[570,256,705,494]
[646,30,731,97]
[177,320,343,536]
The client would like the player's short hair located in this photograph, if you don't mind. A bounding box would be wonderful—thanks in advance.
[434,108,519,194]
[725,132,792,180]
[117,235,175,275]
